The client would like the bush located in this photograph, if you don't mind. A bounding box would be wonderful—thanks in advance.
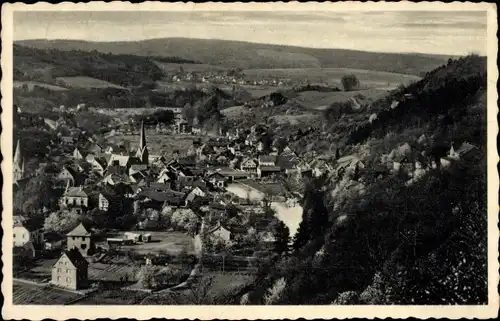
[341,74,360,91]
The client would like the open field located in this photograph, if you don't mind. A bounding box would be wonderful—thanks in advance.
[220,105,251,119]
[15,258,58,282]
[108,133,197,158]
[13,281,82,305]
[97,231,194,256]
[268,113,318,125]
[205,271,255,297]
[55,76,127,89]
[14,80,68,92]
[244,68,421,89]
[293,88,390,110]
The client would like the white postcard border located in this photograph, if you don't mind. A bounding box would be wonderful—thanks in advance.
[2,2,498,319]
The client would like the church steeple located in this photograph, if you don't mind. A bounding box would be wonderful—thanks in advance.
[14,139,24,182]
[135,121,149,165]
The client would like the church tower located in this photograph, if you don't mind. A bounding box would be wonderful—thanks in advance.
[135,121,149,165]
[13,139,24,182]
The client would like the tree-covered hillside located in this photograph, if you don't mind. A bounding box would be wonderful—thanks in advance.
[238,54,488,305]
[16,38,453,76]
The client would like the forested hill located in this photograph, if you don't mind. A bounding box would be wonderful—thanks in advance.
[14,44,196,87]
[241,55,487,305]
[16,38,453,76]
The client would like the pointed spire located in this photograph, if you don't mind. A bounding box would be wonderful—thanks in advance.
[135,121,149,165]
[139,121,146,152]
[14,139,22,168]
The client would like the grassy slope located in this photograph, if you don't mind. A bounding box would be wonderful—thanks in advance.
[16,38,452,75]
[243,68,421,87]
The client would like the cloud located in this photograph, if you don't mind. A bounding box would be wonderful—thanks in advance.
[12,10,487,55]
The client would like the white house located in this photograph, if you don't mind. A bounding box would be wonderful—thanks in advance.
[13,219,44,247]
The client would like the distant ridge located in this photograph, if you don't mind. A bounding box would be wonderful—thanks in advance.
[15,37,454,76]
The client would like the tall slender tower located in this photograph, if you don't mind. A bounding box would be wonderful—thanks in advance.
[13,139,24,182]
[135,121,149,165]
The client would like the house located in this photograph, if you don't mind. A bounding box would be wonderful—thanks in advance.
[67,222,94,256]
[73,147,86,160]
[129,164,149,176]
[239,158,258,173]
[277,156,299,174]
[217,168,251,181]
[258,155,277,167]
[60,136,74,145]
[60,187,89,208]
[456,142,476,155]
[210,224,232,242]
[13,219,44,248]
[147,182,172,193]
[51,249,88,290]
[257,166,282,178]
[393,155,413,173]
[98,191,121,211]
[57,166,78,186]
[157,169,176,184]
[208,222,247,243]
[137,190,186,207]
[208,203,227,220]
[86,155,107,176]
[14,241,40,259]
[89,143,104,156]
[207,172,227,188]
[442,141,478,166]
[101,173,132,186]
[256,141,265,152]
[44,232,64,250]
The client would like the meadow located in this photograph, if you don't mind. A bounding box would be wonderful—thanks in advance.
[243,67,421,89]
[55,76,127,89]
[14,81,68,92]
[292,88,390,110]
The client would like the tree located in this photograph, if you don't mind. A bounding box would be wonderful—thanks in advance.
[341,74,360,92]
[137,265,159,289]
[272,220,290,254]
[14,175,56,214]
[264,277,287,305]
[44,210,81,233]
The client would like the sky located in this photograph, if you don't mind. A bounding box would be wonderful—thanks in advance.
[13,10,488,56]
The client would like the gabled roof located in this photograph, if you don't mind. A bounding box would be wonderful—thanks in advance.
[59,166,77,179]
[137,190,186,204]
[108,154,131,167]
[258,155,277,163]
[64,187,88,198]
[148,182,172,191]
[14,218,42,232]
[59,249,89,268]
[259,165,281,172]
[67,222,92,237]
[457,142,477,155]
[130,164,149,173]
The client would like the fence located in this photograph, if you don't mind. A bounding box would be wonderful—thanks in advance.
[200,254,259,273]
